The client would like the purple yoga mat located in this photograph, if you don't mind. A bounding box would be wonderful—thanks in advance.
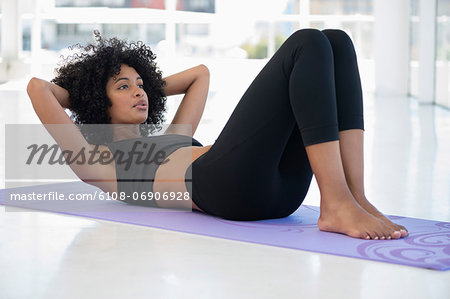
[1,181,449,271]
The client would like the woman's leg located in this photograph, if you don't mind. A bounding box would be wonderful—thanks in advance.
[192,29,402,239]
[306,140,400,240]
[320,29,407,237]
[191,29,334,221]
[338,129,408,236]
[273,29,401,239]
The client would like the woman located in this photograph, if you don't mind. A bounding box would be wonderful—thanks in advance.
[27,29,408,240]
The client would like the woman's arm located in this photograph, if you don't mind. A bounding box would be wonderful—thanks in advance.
[27,78,72,124]
[162,64,210,136]
[27,78,113,189]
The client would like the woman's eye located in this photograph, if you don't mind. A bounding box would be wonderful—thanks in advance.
[138,84,144,89]
[119,85,128,90]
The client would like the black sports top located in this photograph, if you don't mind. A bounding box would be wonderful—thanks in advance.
[105,134,203,207]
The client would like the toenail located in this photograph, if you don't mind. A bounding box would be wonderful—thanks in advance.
[381,236,385,240]
[365,236,370,240]
[387,236,391,239]
[374,236,379,240]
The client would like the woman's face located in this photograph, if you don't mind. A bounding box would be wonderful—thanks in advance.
[106,64,149,124]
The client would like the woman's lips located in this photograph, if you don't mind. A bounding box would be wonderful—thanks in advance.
[133,100,147,110]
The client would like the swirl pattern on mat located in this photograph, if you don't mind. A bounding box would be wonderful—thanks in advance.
[357,222,450,269]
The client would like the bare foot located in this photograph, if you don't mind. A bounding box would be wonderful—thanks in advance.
[352,194,408,238]
[318,193,403,240]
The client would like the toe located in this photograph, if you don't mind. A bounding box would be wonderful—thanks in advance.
[391,230,402,239]
[400,230,408,238]
[392,223,408,238]
[378,223,391,241]
[366,230,377,240]
[384,226,399,240]
[392,223,408,237]
[371,224,385,240]
[375,222,390,240]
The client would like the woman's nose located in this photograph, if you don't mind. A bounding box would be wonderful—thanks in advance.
[134,86,144,97]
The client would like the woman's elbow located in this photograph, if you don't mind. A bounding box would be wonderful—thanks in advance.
[27,77,44,95]
[27,77,37,93]
[198,64,210,77]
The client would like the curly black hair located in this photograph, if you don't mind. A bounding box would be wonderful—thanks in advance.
[52,30,167,143]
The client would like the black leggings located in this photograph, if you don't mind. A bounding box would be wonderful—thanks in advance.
[186,28,364,221]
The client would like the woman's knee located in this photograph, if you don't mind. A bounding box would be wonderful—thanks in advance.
[321,29,355,50]
[286,28,333,57]
[289,28,329,45]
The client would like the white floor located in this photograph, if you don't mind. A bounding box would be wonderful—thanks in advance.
[1,59,449,299]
